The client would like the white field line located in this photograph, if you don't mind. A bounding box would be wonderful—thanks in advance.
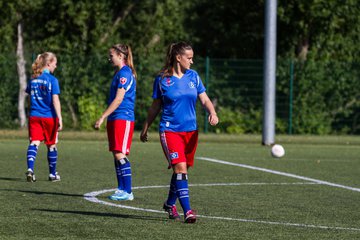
[83,183,360,232]
[197,157,360,193]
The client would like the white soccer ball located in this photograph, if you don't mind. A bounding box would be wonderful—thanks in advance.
[271,144,285,158]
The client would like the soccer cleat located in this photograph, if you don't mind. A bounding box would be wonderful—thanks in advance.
[163,203,180,220]
[108,189,124,200]
[108,191,134,201]
[26,169,36,182]
[184,210,196,223]
[49,172,61,182]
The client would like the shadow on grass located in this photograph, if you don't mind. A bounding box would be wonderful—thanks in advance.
[34,208,167,222]
[0,177,24,181]
[1,189,84,197]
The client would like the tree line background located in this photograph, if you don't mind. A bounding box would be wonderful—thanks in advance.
[0,0,360,134]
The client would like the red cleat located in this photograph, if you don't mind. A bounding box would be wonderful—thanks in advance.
[184,210,196,223]
[163,203,181,220]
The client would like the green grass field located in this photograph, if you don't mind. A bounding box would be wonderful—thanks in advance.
[1,131,360,239]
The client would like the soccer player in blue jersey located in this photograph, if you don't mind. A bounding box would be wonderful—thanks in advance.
[95,43,137,201]
[140,42,219,223]
[25,52,63,182]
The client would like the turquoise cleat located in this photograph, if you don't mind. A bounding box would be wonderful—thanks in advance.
[108,190,134,201]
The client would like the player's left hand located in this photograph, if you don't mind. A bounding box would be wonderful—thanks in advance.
[208,113,219,126]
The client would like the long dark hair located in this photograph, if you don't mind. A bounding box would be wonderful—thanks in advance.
[160,41,192,77]
[111,43,137,79]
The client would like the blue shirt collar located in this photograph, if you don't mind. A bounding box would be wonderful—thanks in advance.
[43,69,50,74]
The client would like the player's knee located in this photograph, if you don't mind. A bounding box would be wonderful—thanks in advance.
[113,151,126,160]
[30,141,41,147]
[173,162,187,174]
[48,145,57,151]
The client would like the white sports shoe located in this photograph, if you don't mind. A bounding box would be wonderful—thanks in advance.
[26,169,36,182]
[108,191,134,201]
[49,172,61,182]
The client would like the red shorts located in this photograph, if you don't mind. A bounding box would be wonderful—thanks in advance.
[160,130,198,168]
[107,119,134,154]
[28,116,59,145]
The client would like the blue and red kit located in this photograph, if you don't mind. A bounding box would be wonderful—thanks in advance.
[25,68,61,178]
[154,69,205,219]
[152,69,205,132]
[26,70,60,118]
[105,65,136,197]
[107,65,136,122]
[106,65,136,153]
[153,69,205,167]
[26,70,60,144]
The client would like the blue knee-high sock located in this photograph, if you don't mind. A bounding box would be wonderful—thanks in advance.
[47,147,58,175]
[27,144,38,172]
[175,173,191,213]
[119,158,132,194]
[114,159,124,191]
[166,173,178,206]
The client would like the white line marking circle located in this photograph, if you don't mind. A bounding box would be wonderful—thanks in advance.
[83,182,360,232]
[197,157,360,192]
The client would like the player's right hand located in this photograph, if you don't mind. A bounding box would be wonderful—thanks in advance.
[94,118,103,130]
[140,131,148,142]
[58,119,63,131]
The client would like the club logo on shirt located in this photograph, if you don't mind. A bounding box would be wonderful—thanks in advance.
[120,77,127,85]
[166,78,175,87]
[188,81,195,89]
[170,152,179,159]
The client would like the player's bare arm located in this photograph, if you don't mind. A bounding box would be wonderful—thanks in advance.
[140,99,162,142]
[94,88,125,129]
[198,92,218,126]
[52,94,63,131]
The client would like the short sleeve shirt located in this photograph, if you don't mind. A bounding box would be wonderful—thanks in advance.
[26,71,60,118]
[107,65,136,121]
[152,69,205,132]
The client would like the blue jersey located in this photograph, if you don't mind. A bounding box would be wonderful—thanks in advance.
[107,65,136,121]
[152,69,206,132]
[26,70,60,118]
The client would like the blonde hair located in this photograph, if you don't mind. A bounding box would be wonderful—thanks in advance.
[111,44,137,79]
[31,52,57,78]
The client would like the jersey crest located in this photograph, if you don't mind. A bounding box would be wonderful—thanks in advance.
[166,78,175,87]
[120,77,127,85]
[188,81,195,89]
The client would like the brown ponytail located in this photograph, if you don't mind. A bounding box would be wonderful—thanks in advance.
[160,42,192,77]
[111,44,137,79]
